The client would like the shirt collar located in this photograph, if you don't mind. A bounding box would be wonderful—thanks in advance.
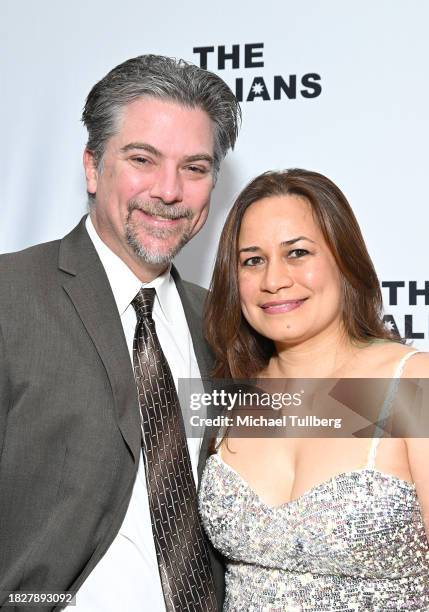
[85,215,173,321]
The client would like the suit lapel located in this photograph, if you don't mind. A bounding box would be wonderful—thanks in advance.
[58,217,141,463]
[171,267,216,478]
[58,225,214,470]
[171,266,213,379]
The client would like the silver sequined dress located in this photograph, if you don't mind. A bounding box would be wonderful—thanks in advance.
[198,352,429,611]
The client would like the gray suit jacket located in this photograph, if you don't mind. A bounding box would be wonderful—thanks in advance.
[0,217,223,611]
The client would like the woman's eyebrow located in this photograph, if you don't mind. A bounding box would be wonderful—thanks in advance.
[280,236,315,246]
[239,246,261,253]
[239,236,315,253]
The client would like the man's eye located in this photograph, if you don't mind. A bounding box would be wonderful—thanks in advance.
[186,165,208,174]
[288,249,309,258]
[132,156,150,165]
[242,256,263,267]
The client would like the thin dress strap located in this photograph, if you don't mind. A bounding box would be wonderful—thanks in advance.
[366,350,419,469]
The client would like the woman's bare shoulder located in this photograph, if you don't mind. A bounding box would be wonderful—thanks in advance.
[401,351,429,378]
[357,341,427,377]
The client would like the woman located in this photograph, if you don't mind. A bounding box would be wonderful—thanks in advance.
[198,169,429,610]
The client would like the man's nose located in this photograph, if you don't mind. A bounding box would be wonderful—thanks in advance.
[149,164,183,204]
[261,260,294,293]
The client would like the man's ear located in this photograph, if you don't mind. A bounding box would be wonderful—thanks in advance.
[83,148,98,195]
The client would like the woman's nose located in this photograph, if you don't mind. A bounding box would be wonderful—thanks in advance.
[260,261,294,293]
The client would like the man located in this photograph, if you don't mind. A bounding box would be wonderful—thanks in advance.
[0,55,240,611]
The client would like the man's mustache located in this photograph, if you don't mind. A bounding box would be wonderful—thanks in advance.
[127,200,193,221]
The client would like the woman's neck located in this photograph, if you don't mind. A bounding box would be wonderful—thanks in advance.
[267,327,360,378]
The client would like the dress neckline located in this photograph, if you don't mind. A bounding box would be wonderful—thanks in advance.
[210,452,416,512]
[210,349,420,511]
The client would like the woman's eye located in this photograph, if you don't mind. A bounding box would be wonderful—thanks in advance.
[288,248,309,259]
[242,256,264,267]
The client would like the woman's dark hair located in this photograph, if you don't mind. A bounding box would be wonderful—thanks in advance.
[205,168,401,378]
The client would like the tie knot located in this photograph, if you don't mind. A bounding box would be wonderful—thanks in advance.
[132,287,155,319]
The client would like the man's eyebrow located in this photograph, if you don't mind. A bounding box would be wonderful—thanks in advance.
[239,236,315,253]
[120,143,214,166]
[183,153,214,166]
[120,142,161,155]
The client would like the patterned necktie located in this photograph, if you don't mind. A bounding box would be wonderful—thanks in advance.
[131,287,218,612]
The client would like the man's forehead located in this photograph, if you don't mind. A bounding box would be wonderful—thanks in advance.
[117,96,212,129]
[111,97,215,155]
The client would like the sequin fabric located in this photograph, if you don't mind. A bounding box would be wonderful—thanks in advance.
[199,454,429,611]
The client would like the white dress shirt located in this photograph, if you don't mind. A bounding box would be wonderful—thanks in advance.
[71,216,202,611]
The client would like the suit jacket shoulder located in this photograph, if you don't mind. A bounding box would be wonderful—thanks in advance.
[0,238,61,293]
[181,277,208,305]
[171,267,208,310]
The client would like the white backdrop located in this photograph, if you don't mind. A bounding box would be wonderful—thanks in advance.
[2,0,428,347]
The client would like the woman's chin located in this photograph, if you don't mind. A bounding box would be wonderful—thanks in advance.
[264,327,310,347]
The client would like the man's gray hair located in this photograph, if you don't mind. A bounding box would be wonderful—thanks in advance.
[82,54,241,180]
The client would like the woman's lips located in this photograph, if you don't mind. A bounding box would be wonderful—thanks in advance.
[260,299,307,314]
